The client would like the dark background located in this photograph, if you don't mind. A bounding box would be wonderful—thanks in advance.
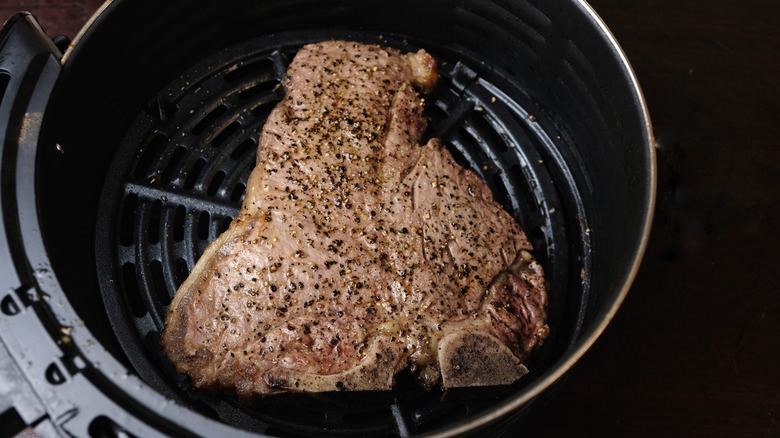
[1,0,778,436]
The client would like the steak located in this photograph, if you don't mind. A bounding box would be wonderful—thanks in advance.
[161,41,549,396]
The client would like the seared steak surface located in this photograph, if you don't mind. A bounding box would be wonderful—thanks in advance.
[162,41,548,395]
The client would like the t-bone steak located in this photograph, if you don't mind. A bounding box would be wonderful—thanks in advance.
[161,41,549,396]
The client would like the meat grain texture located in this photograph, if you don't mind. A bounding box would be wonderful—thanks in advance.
[162,41,549,396]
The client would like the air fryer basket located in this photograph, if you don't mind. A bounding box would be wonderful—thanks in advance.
[29,0,653,436]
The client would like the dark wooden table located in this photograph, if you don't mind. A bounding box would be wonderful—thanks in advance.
[2,1,778,436]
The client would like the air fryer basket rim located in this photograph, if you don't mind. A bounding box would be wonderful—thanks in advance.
[54,0,656,436]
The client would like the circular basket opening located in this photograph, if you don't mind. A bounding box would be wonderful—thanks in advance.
[35,0,652,436]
